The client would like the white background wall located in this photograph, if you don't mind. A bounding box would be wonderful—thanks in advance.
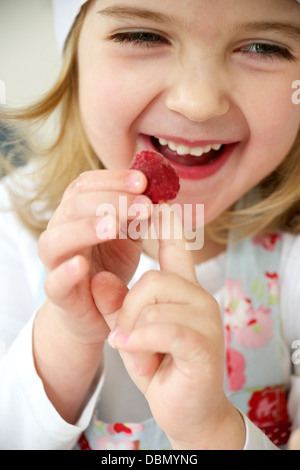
[0,0,61,107]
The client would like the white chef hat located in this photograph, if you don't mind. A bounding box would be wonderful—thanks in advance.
[52,0,300,55]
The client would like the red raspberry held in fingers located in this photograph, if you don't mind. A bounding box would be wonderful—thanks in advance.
[130,151,180,204]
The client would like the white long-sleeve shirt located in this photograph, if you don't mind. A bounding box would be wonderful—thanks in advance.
[0,174,300,450]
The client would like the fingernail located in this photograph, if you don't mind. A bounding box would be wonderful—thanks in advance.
[108,329,129,349]
[126,171,145,190]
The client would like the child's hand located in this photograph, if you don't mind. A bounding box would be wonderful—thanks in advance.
[34,169,150,423]
[93,208,245,449]
[37,169,150,344]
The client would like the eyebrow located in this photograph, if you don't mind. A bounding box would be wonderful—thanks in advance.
[236,21,300,42]
[98,6,300,42]
[97,5,180,27]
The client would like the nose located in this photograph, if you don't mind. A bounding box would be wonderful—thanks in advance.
[165,62,230,122]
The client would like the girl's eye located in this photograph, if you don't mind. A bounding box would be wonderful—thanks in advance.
[109,31,170,48]
[239,42,294,61]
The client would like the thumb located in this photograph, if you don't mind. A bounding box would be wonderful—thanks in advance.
[91,271,128,331]
[153,204,197,284]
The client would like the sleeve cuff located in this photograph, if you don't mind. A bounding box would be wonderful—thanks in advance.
[5,312,103,449]
[240,410,279,450]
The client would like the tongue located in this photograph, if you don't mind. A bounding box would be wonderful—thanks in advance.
[153,138,223,167]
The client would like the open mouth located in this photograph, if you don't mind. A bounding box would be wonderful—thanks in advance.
[149,136,237,180]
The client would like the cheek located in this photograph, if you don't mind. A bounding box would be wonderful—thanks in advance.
[78,61,165,168]
[78,74,133,168]
[79,70,148,139]
[78,48,167,138]
[80,77,126,137]
[245,82,300,167]
[78,62,157,169]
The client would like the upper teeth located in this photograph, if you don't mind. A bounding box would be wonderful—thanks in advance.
[158,138,222,157]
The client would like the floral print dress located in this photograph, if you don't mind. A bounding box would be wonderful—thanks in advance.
[77,233,291,450]
[224,233,291,447]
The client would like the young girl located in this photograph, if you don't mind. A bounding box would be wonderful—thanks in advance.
[1,0,300,450]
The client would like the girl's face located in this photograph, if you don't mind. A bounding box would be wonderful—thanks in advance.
[78,0,300,225]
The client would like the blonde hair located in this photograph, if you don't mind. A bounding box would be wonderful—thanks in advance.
[0,1,100,236]
[1,1,300,242]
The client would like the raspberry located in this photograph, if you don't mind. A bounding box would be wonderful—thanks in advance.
[130,151,180,203]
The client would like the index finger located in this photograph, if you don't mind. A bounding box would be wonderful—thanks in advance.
[63,169,148,201]
[153,204,198,284]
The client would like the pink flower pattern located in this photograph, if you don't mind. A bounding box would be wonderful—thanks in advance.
[95,436,140,450]
[226,346,247,391]
[225,279,274,350]
[224,268,277,392]
[234,305,273,349]
[225,328,246,391]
